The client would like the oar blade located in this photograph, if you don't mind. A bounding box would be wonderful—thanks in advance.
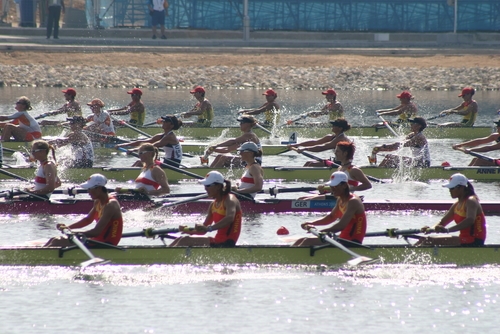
[80,257,110,268]
[347,256,379,266]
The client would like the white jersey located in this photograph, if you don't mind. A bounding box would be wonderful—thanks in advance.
[135,167,160,192]
[240,168,257,198]
[7,111,41,133]
[90,111,115,134]
[34,162,58,197]
[161,131,183,161]
[410,132,431,166]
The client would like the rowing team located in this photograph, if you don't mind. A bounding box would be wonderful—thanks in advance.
[40,167,485,250]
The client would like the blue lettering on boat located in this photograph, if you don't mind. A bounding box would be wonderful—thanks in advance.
[477,169,497,174]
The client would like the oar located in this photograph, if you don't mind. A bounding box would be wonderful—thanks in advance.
[308,227,377,266]
[365,228,423,238]
[254,122,273,136]
[122,227,180,238]
[376,114,399,137]
[282,113,311,126]
[110,115,152,138]
[142,119,161,127]
[60,228,109,267]
[83,130,130,144]
[117,147,189,169]
[459,149,500,166]
[263,186,317,197]
[152,193,209,209]
[0,168,30,182]
[34,110,59,120]
[427,113,449,121]
[291,148,386,184]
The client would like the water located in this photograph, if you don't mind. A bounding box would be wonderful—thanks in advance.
[1,87,500,333]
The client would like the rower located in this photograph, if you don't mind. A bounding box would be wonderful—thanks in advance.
[49,116,94,168]
[418,173,486,247]
[107,88,146,126]
[452,120,500,166]
[170,171,242,247]
[307,88,344,121]
[438,87,478,127]
[180,86,214,127]
[116,114,183,168]
[299,141,372,201]
[24,140,61,200]
[231,142,264,198]
[293,171,367,247]
[115,143,170,197]
[203,115,262,168]
[39,88,82,126]
[0,96,42,142]
[84,98,116,136]
[44,174,123,247]
[238,88,280,127]
[368,117,430,168]
[288,118,352,167]
[376,90,417,124]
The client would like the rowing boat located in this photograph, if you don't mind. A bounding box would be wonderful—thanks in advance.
[39,124,494,140]
[1,165,499,182]
[2,197,500,215]
[0,140,290,156]
[2,243,499,266]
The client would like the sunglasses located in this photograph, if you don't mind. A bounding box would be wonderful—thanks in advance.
[138,151,153,155]
[204,183,219,188]
[16,101,25,105]
[31,149,44,153]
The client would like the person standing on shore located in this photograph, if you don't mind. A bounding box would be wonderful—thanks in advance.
[239,89,280,127]
[39,88,82,126]
[46,0,65,39]
[107,88,146,126]
[376,91,417,124]
[181,86,214,127]
[149,0,168,39]
[438,87,478,127]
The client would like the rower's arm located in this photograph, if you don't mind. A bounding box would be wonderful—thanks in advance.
[146,167,170,196]
[454,135,496,148]
[348,168,372,192]
[470,142,500,153]
[289,135,334,148]
[69,205,97,229]
[435,204,456,229]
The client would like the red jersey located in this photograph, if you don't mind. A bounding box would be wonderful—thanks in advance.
[209,195,242,245]
[90,195,123,245]
[453,200,486,245]
[332,194,366,243]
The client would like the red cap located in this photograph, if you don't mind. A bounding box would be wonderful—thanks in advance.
[459,87,475,97]
[276,226,289,235]
[127,88,142,95]
[396,91,412,99]
[263,89,277,97]
[322,88,337,96]
[190,86,205,94]
[441,161,451,167]
[62,88,76,96]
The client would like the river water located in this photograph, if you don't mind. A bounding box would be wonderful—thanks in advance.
[0,87,500,333]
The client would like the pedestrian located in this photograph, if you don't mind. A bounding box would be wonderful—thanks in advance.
[149,0,168,40]
[46,0,65,39]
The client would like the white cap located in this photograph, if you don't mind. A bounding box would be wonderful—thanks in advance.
[443,173,468,188]
[326,171,348,187]
[199,171,225,186]
[80,173,108,189]
[237,142,259,153]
